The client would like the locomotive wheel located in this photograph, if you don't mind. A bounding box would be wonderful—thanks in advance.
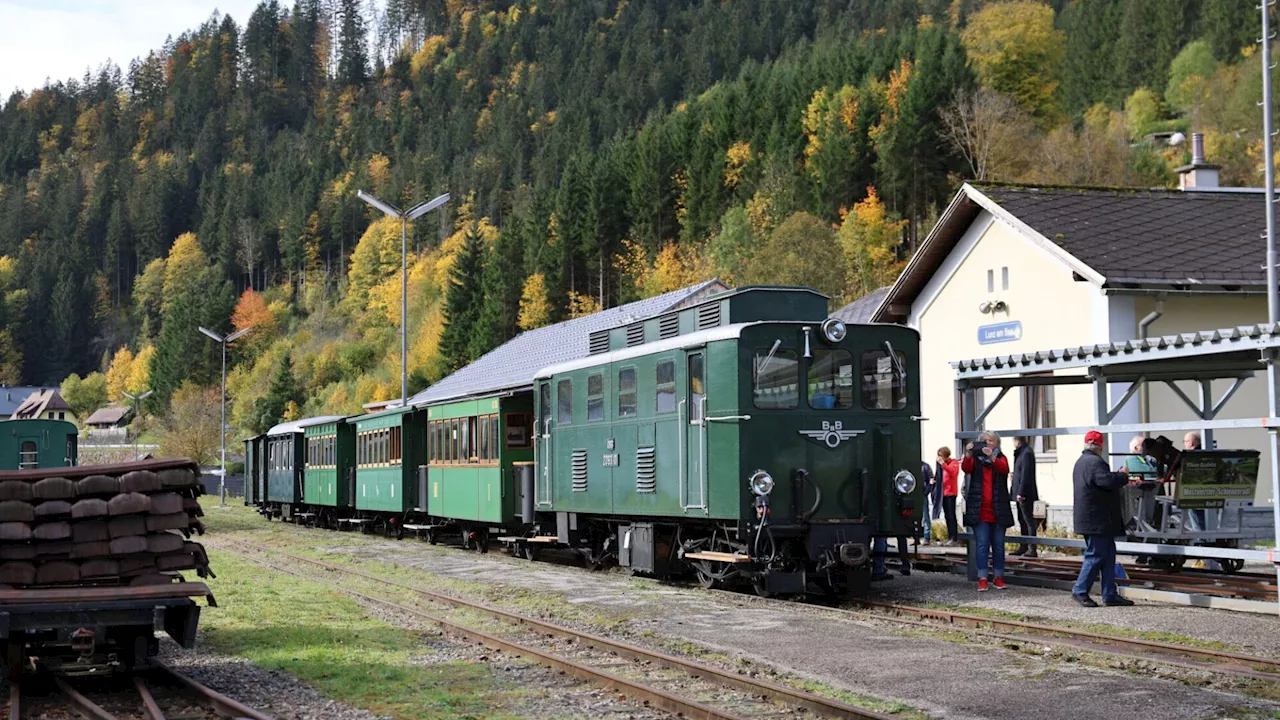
[752,577,773,599]
[521,544,539,561]
[426,529,439,545]
[477,531,490,554]
[1220,558,1245,574]
[694,563,719,589]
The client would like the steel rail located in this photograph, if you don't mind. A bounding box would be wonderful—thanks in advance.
[133,676,165,720]
[221,539,896,720]
[150,663,276,720]
[7,679,17,720]
[852,600,1280,678]
[53,676,119,720]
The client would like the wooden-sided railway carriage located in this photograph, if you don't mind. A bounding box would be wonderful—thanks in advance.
[247,285,923,597]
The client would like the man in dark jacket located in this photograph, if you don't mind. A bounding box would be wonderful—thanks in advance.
[1071,430,1133,607]
[1011,437,1039,557]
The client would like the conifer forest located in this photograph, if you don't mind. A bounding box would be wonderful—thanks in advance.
[0,0,1266,453]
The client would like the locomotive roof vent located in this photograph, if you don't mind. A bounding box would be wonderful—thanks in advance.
[625,322,645,347]
[658,313,679,339]
[697,302,722,329]
[588,329,611,355]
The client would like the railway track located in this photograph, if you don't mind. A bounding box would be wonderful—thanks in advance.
[7,662,274,720]
[216,538,899,720]
[910,552,1278,601]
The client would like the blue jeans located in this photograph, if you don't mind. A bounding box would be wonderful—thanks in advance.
[973,522,1005,578]
[1073,535,1120,601]
[872,536,888,576]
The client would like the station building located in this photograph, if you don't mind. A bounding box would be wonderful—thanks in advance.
[869,150,1277,523]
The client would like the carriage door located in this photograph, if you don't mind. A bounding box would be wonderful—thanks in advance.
[683,351,707,512]
[537,381,553,507]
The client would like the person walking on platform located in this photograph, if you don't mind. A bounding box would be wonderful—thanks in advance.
[1072,431,1133,607]
[937,447,961,544]
[962,431,1014,591]
[1011,437,1039,557]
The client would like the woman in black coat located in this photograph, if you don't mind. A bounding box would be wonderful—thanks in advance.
[961,431,1016,591]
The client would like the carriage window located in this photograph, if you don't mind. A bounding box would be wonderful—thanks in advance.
[753,348,798,410]
[480,416,491,459]
[19,440,36,469]
[618,367,637,418]
[656,360,676,414]
[491,414,501,458]
[808,349,854,409]
[557,380,573,425]
[460,417,472,462]
[587,374,604,422]
[861,349,908,410]
[391,426,402,464]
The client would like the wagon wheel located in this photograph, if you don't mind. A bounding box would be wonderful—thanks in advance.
[393,523,405,541]
[521,543,540,561]
[476,531,490,554]
[694,562,719,589]
[425,528,439,545]
[1220,558,1245,574]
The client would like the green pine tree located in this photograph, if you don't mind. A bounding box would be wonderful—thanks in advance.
[438,224,486,373]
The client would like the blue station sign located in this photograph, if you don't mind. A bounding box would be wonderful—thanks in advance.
[977,320,1022,345]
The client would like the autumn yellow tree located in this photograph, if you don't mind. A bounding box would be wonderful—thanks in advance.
[962,1,1065,123]
[128,345,154,395]
[839,188,907,301]
[158,382,221,465]
[518,273,552,330]
[105,347,135,401]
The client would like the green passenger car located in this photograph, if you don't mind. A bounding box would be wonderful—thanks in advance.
[301,416,354,513]
[353,406,425,515]
[533,287,922,595]
[424,395,534,531]
[0,419,78,470]
[265,420,306,509]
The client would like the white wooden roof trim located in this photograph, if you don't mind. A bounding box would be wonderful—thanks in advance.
[952,323,1280,379]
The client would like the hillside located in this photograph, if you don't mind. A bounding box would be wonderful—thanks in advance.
[0,0,1265,452]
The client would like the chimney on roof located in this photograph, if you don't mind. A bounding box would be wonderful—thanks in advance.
[1176,132,1220,190]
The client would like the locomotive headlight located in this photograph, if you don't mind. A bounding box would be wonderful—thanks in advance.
[893,470,917,495]
[748,470,775,496]
[821,317,847,343]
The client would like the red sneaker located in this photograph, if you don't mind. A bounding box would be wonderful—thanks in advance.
[977,578,989,592]
[993,577,1007,590]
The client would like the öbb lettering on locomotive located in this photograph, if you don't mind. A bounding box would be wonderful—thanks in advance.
[245,286,923,597]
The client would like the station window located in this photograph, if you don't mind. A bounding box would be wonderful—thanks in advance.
[860,349,908,410]
[656,360,676,414]
[752,347,798,410]
[808,349,854,409]
[1022,381,1057,455]
[587,374,604,422]
[618,367,637,418]
[557,379,573,425]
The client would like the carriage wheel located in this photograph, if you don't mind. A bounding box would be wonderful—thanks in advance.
[1220,558,1244,574]
[426,529,439,545]
[521,544,540,561]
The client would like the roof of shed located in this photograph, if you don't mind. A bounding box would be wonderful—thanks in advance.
[85,406,131,425]
[409,279,730,406]
[833,287,891,324]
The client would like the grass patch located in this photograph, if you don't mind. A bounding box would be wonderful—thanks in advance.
[201,549,528,720]
[790,679,930,719]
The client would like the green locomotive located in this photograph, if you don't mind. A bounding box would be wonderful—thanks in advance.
[248,284,922,596]
[531,287,920,595]
[0,419,78,470]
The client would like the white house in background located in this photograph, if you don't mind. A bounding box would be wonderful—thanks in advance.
[870,145,1275,514]
[11,388,76,425]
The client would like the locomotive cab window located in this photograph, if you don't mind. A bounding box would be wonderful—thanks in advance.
[753,346,798,410]
[618,367,637,418]
[587,374,604,422]
[18,441,36,469]
[808,349,854,409]
[557,380,573,425]
[656,360,676,414]
[688,354,705,420]
[861,349,908,409]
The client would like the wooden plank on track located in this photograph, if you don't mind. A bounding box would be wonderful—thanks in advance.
[684,551,752,563]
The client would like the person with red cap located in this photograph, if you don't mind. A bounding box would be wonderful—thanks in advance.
[1071,430,1133,607]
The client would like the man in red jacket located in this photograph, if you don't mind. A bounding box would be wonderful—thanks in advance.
[937,447,960,545]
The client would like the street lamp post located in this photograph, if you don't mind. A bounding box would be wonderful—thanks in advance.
[199,325,253,505]
[121,389,152,461]
[356,189,450,406]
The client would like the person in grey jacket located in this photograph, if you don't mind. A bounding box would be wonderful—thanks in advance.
[1071,430,1133,607]
[1011,437,1038,557]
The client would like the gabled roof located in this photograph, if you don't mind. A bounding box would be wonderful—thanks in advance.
[12,389,72,419]
[0,386,54,417]
[85,406,131,426]
[875,183,1274,323]
[410,279,730,406]
[833,287,891,324]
